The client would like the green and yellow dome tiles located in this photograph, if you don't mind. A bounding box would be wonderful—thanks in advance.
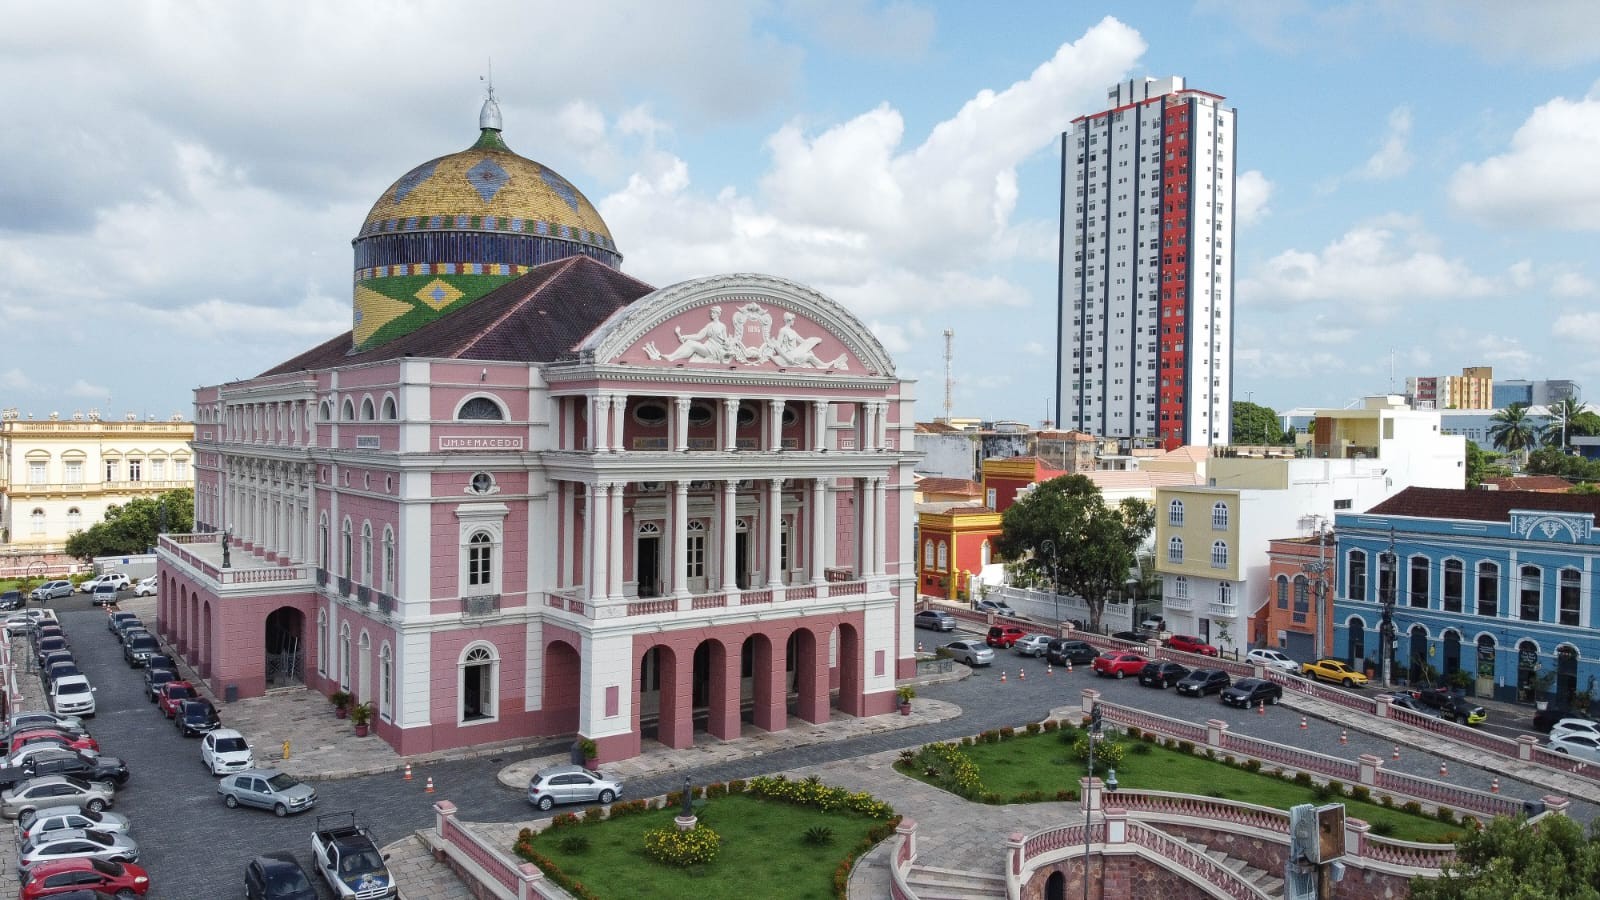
[350,93,622,351]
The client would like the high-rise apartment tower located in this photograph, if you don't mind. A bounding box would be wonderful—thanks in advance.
[1057,76,1235,449]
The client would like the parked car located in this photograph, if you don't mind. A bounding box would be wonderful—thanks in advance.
[1547,732,1600,764]
[1011,634,1052,658]
[244,850,317,900]
[143,655,174,675]
[77,575,129,594]
[1381,692,1439,717]
[526,764,623,811]
[1045,639,1098,666]
[8,731,99,758]
[6,713,83,736]
[5,613,38,637]
[35,638,70,668]
[1111,629,1156,644]
[913,610,957,632]
[974,599,1017,617]
[18,806,133,843]
[1164,634,1220,656]
[122,634,160,668]
[175,700,221,737]
[201,729,254,776]
[943,640,994,667]
[1299,658,1368,687]
[43,664,81,691]
[18,828,140,877]
[1091,652,1147,679]
[29,581,74,603]
[106,613,138,636]
[1176,668,1232,697]
[218,769,317,817]
[142,669,177,704]
[985,626,1026,649]
[1245,648,1299,673]
[157,682,197,718]
[0,591,24,611]
[132,576,158,598]
[49,677,97,719]
[1221,678,1284,708]
[0,749,128,792]
[113,621,145,647]
[1549,718,1600,742]
[1408,686,1488,725]
[35,624,66,644]
[1137,661,1190,689]
[309,811,394,899]
[89,586,119,608]
[20,856,149,899]
[1,776,116,819]
[1533,705,1574,733]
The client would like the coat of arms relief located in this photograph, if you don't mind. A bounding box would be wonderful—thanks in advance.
[643,303,849,370]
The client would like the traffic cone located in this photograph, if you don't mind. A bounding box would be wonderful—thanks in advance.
[1392,746,1401,762]
[1257,701,1265,716]
[425,776,435,794]
[1299,715,1308,730]
[1066,662,1073,674]
[404,763,413,781]
[1439,762,1448,778]
[1491,777,1500,794]
[1339,730,1348,746]
[1000,670,1007,683]
[1020,669,1026,681]
[916,641,923,654]
[1047,664,1054,676]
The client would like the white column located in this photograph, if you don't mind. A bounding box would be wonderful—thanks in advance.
[561,481,576,587]
[586,483,606,602]
[873,477,888,577]
[722,480,738,593]
[812,401,828,452]
[673,481,690,599]
[608,481,625,601]
[859,477,875,577]
[811,478,827,585]
[876,401,890,451]
[591,395,610,452]
[723,397,739,451]
[768,399,784,451]
[766,478,783,588]
[674,397,692,452]
[610,393,628,453]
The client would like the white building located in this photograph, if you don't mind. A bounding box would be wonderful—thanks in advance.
[1058,76,1236,450]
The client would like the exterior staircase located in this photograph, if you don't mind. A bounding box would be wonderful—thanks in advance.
[1160,834,1287,899]
[904,864,1008,899]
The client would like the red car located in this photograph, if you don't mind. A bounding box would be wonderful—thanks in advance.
[22,856,150,898]
[158,681,197,718]
[1165,634,1220,656]
[1092,652,1147,679]
[6,729,99,756]
[985,626,1027,649]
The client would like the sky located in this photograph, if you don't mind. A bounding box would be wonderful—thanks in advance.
[3,1,1600,426]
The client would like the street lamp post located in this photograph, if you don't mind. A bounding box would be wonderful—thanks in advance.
[1041,539,1062,627]
[1379,528,1398,688]
[1082,703,1102,900]
[1300,518,1331,658]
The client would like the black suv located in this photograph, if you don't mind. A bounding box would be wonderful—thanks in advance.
[1176,668,1232,697]
[176,699,221,737]
[1221,677,1284,708]
[0,591,22,611]
[144,668,178,703]
[0,747,129,790]
[1137,661,1190,689]
[245,850,318,900]
[1046,639,1099,666]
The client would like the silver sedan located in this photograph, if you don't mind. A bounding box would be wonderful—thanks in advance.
[944,640,995,667]
[18,827,139,877]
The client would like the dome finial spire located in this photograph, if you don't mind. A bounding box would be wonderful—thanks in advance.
[478,59,502,132]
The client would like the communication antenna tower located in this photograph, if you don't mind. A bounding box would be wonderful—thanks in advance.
[942,328,955,423]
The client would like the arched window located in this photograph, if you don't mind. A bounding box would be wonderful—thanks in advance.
[467,532,493,589]
[316,610,328,676]
[66,508,81,532]
[1346,549,1367,601]
[457,396,505,421]
[686,520,706,579]
[360,397,375,421]
[379,643,393,720]
[1520,565,1542,622]
[1211,502,1228,530]
[1210,541,1228,568]
[381,396,397,420]
[319,401,332,422]
[1560,569,1582,627]
[382,527,396,594]
[1168,499,1185,526]
[980,540,991,567]
[1167,536,1184,564]
[341,399,355,421]
[459,643,499,723]
[341,519,353,578]
[1173,575,1188,600]
[319,514,330,572]
[936,541,948,572]
[1276,574,1289,609]
[1477,561,1499,617]
[339,622,351,691]
[361,523,374,586]
[923,540,934,569]
[29,509,44,535]
[1218,582,1232,606]
[1292,575,1309,623]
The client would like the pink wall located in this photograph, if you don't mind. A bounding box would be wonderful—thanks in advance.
[612,305,864,372]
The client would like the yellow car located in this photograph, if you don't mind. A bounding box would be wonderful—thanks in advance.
[1299,658,1369,688]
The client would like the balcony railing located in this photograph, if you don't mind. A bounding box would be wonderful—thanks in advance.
[462,594,500,616]
[1209,599,1238,617]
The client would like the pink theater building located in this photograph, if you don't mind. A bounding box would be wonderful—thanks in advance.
[156,95,917,761]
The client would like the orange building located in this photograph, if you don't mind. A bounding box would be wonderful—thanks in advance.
[980,456,1067,513]
[1256,533,1338,660]
[916,507,1003,600]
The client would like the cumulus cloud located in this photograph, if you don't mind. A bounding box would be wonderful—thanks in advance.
[0,369,33,392]
[1356,107,1413,180]
[1552,271,1596,297]
[1450,85,1600,228]
[1235,170,1272,226]
[67,380,109,399]
[1554,311,1600,341]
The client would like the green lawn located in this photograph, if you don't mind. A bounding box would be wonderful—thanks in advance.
[900,729,1464,844]
[518,793,882,899]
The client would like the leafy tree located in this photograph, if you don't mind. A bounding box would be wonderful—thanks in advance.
[64,488,194,561]
[1527,447,1600,483]
[1410,814,1600,899]
[1539,395,1600,449]
[1464,441,1489,489]
[994,475,1154,631]
[1572,483,1600,496]
[1488,404,1539,461]
[1230,401,1285,445]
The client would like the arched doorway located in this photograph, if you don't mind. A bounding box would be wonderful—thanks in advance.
[1517,641,1539,703]
[201,601,213,677]
[1346,618,1365,669]
[788,628,828,724]
[1407,625,1428,686]
[640,644,689,749]
[836,623,863,716]
[264,607,305,687]
[543,640,581,734]
[1046,871,1067,900]
[1475,634,1496,699]
[1442,630,1462,682]
[743,633,783,732]
[1557,645,1579,708]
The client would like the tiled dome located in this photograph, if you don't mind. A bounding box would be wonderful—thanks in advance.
[350,95,622,351]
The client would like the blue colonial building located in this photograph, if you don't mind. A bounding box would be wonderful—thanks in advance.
[1333,488,1600,706]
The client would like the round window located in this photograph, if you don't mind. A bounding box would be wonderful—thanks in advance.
[781,403,799,427]
[471,473,494,494]
[632,401,668,426]
[736,403,758,427]
[687,402,714,426]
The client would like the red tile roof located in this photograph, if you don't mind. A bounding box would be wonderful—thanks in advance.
[260,256,655,377]
[915,477,983,496]
[1481,475,1576,492]
[1364,487,1600,523]
[915,421,964,434]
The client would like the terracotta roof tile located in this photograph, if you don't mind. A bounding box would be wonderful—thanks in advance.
[915,477,983,496]
[1481,475,1576,492]
[1363,487,1600,523]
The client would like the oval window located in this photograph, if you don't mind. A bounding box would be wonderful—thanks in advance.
[632,401,668,426]
[736,403,758,427]
[687,402,714,426]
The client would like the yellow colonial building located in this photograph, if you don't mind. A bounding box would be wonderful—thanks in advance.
[0,409,194,556]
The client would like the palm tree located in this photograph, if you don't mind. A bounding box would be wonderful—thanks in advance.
[1489,403,1538,461]
[1541,395,1598,449]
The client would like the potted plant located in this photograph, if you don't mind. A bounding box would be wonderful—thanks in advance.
[897,685,916,716]
[1531,667,1556,711]
[578,737,599,771]
[329,691,352,719]
[349,701,374,737]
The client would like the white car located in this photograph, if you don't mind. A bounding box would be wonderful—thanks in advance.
[1548,732,1600,764]
[78,573,130,594]
[1246,648,1300,673]
[201,729,254,775]
[18,805,133,842]
[133,576,158,597]
[1549,718,1600,741]
[50,675,97,718]
[8,742,97,769]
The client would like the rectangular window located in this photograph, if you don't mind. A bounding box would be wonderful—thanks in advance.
[64,461,82,484]
[1409,557,1429,608]
[468,542,492,587]
[128,459,142,482]
[1377,553,1397,605]
[1520,567,1541,622]
[687,533,706,579]
[1443,561,1463,614]
[175,459,188,479]
[1477,564,1498,617]
[1292,578,1309,624]
[104,460,118,482]
[1347,552,1367,601]
[1276,578,1288,610]
[1560,571,1581,627]
[151,458,166,480]
[28,462,45,484]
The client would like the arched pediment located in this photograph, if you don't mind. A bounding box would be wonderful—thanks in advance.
[576,273,896,376]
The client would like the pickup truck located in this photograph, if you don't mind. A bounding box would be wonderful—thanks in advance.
[311,812,395,899]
